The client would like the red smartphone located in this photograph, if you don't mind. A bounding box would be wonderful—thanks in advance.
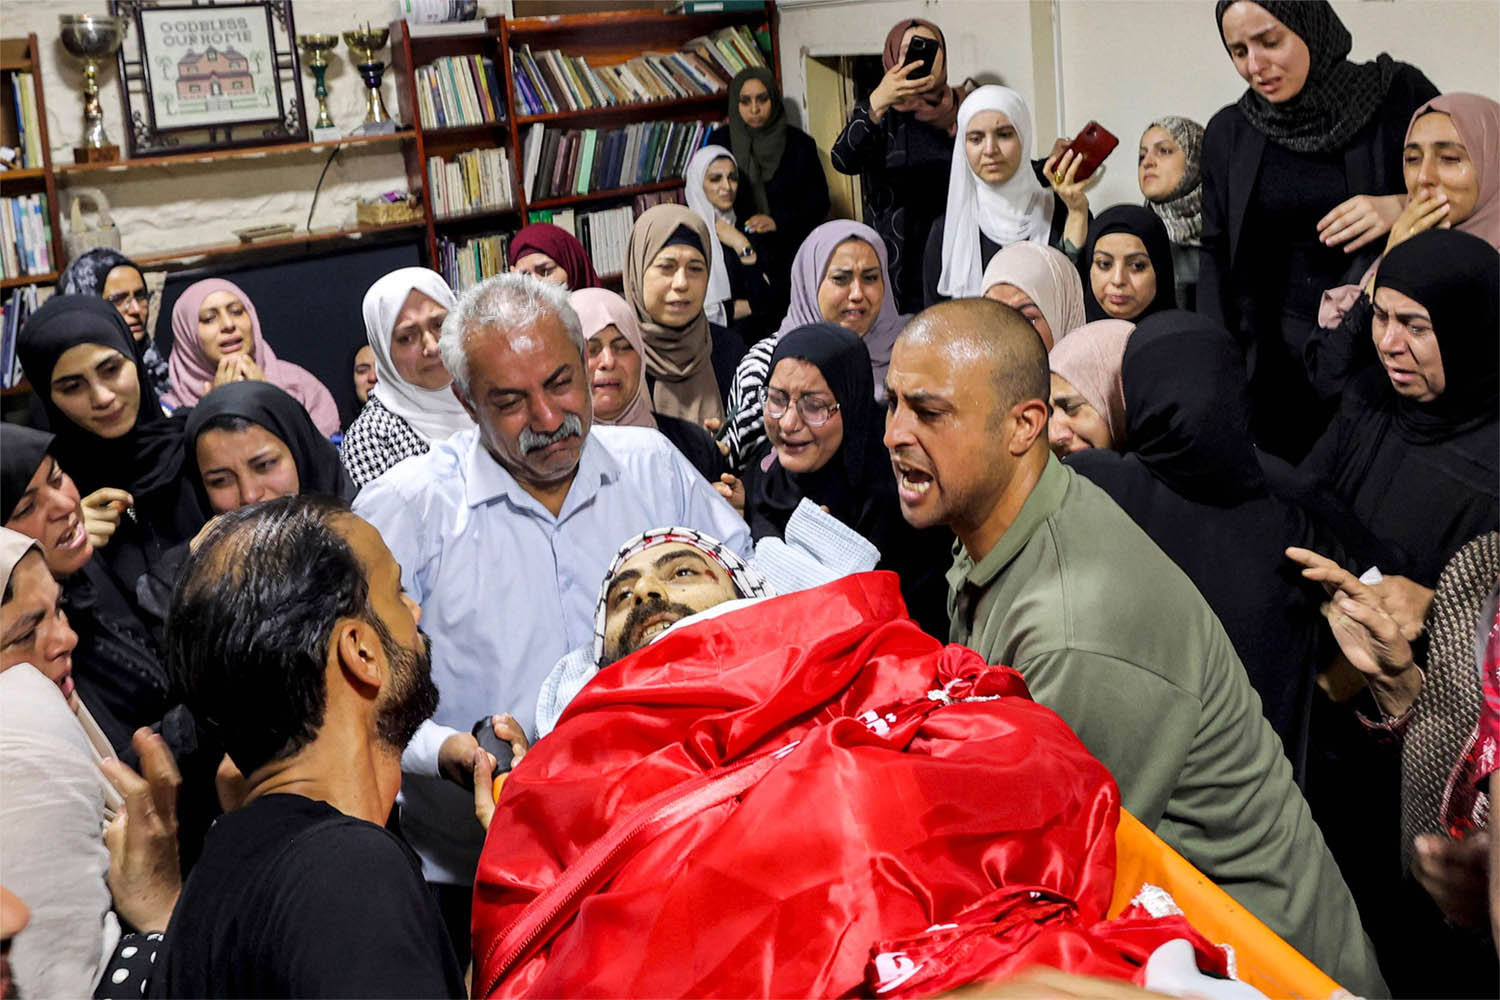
[1061,121,1119,182]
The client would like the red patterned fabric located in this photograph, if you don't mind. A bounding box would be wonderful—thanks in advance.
[472,572,1211,997]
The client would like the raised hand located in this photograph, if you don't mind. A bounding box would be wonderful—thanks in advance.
[1384,190,1451,258]
[81,487,133,550]
[1286,546,1421,717]
[869,60,931,122]
[99,728,182,933]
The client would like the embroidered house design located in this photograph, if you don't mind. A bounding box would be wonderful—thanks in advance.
[173,47,257,109]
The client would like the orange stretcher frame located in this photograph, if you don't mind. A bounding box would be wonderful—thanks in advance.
[1109,809,1344,1000]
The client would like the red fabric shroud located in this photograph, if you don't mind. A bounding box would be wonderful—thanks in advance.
[472,572,1203,997]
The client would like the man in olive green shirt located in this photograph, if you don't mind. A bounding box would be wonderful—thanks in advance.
[882,299,1384,995]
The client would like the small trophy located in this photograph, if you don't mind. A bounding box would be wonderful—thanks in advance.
[297,33,340,142]
[342,25,396,136]
[58,14,129,164]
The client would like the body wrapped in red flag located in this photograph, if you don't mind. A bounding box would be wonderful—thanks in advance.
[472,572,1218,997]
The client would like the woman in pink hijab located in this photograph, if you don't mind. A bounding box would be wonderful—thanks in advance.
[1310,93,1499,396]
[570,287,727,484]
[164,278,340,437]
[1046,319,1135,456]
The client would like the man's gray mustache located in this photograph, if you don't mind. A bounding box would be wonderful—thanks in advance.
[520,412,584,453]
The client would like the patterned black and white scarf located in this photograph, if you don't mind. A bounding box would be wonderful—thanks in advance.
[1215,0,1399,154]
[1144,115,1204,248]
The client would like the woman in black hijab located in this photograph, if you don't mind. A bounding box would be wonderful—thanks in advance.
[186,381,356,514]
[1078,206,1177,323]
[1066,311,1332,781]
[16,295,204,610]
[1289,233,1497,998]
[707,68,829,262]
[1300,228,1498,590]
[1202,1,1437,462]
[742,322,950,636]
[55,247,171,398]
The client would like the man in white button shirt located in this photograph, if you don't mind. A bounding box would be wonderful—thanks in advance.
[354,273,749,962]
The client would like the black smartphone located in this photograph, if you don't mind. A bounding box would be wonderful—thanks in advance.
[903,35,939,80]
[473,715,517,775]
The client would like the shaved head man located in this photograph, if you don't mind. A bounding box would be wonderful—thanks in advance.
[882,298,1386,995]
[884,299,1050,559]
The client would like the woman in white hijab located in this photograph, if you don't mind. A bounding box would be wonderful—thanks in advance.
[684,144,783,344]
[684,145,737,328]
[923,85,1092,305]
[342,267,473,488]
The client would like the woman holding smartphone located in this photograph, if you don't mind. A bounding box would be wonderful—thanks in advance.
[830,19,971,314]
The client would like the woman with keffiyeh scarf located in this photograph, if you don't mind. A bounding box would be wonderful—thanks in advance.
[1201,0,1436,464]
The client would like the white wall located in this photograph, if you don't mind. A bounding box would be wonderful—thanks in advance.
[778,0,1500,214]
[778,0,1049,132]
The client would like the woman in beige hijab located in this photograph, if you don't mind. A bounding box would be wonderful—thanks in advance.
[623,204,747,425]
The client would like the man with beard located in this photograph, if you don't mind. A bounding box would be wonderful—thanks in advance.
[354,273,748,959]
[148,496,464,998]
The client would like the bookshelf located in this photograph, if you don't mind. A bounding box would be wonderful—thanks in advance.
[0,35,65,290]
[392,17,523,270]
[391,5,779,290]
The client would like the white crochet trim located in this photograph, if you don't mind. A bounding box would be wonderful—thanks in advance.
[1132,883,1183,917]
[1131,884,1239,980]
[926,678,1004,706]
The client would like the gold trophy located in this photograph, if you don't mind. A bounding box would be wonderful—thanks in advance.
[342,25,396,136]
[58,14,129,163]
[296,33,340,141]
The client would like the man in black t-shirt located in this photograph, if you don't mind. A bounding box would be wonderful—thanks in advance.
[149,495,466,998]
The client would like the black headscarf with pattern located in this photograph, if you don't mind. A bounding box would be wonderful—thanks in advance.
[55,248,172,398]
[1215,0,1399,154]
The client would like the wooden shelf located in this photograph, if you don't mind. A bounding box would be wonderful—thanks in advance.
[1,271,58,289]
[131,220,424,268]
[435,204,523,225]
[55,130,415,175]
[507,8,761,39]
[420,121,509,138]
[517,92,726,126]
[527,177,683,211]
[0,168,47,182]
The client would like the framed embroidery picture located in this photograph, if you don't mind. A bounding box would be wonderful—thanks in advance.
[109,0,308,156]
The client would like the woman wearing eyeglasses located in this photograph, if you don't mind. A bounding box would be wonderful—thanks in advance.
[741,322,952,637]
[56,248,171,399]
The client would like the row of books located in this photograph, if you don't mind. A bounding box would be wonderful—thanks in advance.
[0,283,41,389]
[413,55,506,130]
[436,231,511,291]
[520,119,715,204]
[526,190,686,277]
[7,72,44,169]
[0,195,54,279]
[437,189,689,290]
[428,147,515,220]
[509,25,767,116]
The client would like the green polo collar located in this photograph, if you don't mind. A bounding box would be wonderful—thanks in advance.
[947,453,1070,593]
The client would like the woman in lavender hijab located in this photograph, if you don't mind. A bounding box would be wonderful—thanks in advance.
[722,220,909,471]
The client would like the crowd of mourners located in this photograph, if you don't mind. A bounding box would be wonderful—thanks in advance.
[2,2,1497,997]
